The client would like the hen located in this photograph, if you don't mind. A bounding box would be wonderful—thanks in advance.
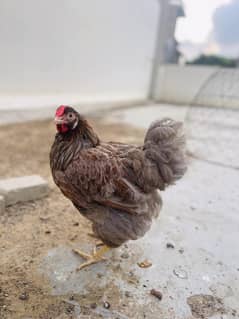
[50,105,187,270]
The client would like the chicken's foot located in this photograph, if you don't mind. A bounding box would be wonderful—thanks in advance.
[87,233,104,247]
[73,245,110,271]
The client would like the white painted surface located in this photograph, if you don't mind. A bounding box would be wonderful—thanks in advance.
[154,64,239,108]
[154,65,219,104]
[0,0,159,106]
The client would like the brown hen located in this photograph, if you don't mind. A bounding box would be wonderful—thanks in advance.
[50,105,187,270]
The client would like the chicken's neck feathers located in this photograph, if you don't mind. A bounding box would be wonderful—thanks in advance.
[50,120,100,171]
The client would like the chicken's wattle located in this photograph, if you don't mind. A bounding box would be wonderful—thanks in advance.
[56,124,69,133]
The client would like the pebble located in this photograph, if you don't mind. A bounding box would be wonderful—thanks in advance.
[19,292,29,301]
[39,216,50,221]
[73,222,79,226]
[166,243,175,249]
[70,234,78,241]
[125,291,132,298]
[150,289,163,300]
[103,301,110,309]
[66,305,74,314]
[121,252,129,259]
[137,260,152,268]
[173,267,188,279]
[232,310,237,316]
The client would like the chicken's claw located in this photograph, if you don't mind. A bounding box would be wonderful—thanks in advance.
[73,245,110,271]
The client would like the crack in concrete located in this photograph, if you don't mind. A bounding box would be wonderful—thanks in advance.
[189,154,239,171]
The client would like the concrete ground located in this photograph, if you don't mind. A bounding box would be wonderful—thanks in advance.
[1,103,239,318]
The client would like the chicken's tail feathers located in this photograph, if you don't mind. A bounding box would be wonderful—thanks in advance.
[143,118,187,189]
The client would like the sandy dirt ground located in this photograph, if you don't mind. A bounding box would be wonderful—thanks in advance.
[0,118,145,319]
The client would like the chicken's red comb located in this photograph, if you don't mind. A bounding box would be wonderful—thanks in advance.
[55,105,66,117]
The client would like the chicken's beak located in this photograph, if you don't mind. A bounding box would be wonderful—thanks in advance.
[54,116,65,124]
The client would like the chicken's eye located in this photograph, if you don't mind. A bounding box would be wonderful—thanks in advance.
[68,113,74,119]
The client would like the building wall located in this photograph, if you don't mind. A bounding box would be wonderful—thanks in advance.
[0,0,159,106]
[156,0,184,64]
[154,64,239,108]
[148,0,184,98]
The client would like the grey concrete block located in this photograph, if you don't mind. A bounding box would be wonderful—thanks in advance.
[0,175,48,206]
[0,195,5,214]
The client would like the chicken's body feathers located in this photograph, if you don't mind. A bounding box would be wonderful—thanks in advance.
[50,114,186,247]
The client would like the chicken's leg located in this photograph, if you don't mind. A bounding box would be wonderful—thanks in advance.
[73,245,110,271]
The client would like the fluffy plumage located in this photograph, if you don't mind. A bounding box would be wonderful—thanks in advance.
[50,106,187,247]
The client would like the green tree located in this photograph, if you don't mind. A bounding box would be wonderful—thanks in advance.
[187,54,238,68]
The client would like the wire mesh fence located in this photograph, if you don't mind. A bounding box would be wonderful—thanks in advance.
[184,68,239,170]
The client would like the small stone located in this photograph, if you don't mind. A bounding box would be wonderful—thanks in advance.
[19,292,28,301]
[73,222,79,226]
[66,305,74,314]
[97,273,103,278]
[166,243,175,249]
[137,260,152,268]
[179,248,184,254]
[173,267,188,279]
[69,295,74,301]
[70,234,78,241]
[39,216,50,222]
[128,278,138,285]
[150,289,163,300]
[232,309,237,316]
[90,303,97,309]
[121,252,129,259]
[45,230,51,234]
[4,293,8,297]
[103,301,110,309]
[125,291,132,298]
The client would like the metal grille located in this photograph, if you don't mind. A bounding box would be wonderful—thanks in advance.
[194,69,239,108]
[184,68,239,170]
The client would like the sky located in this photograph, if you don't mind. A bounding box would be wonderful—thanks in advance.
[175,0,239,60]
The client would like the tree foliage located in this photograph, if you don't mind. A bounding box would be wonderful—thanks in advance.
[187,54,238,68]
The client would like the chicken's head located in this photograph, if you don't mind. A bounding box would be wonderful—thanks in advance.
[54,105,79,133]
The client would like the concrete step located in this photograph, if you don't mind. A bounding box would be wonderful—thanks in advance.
[0,175,48,206]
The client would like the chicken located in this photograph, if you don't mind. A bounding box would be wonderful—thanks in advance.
[50,105,187,270]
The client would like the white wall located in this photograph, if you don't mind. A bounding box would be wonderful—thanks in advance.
[154,64,239,108]
[0,0,159,107]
